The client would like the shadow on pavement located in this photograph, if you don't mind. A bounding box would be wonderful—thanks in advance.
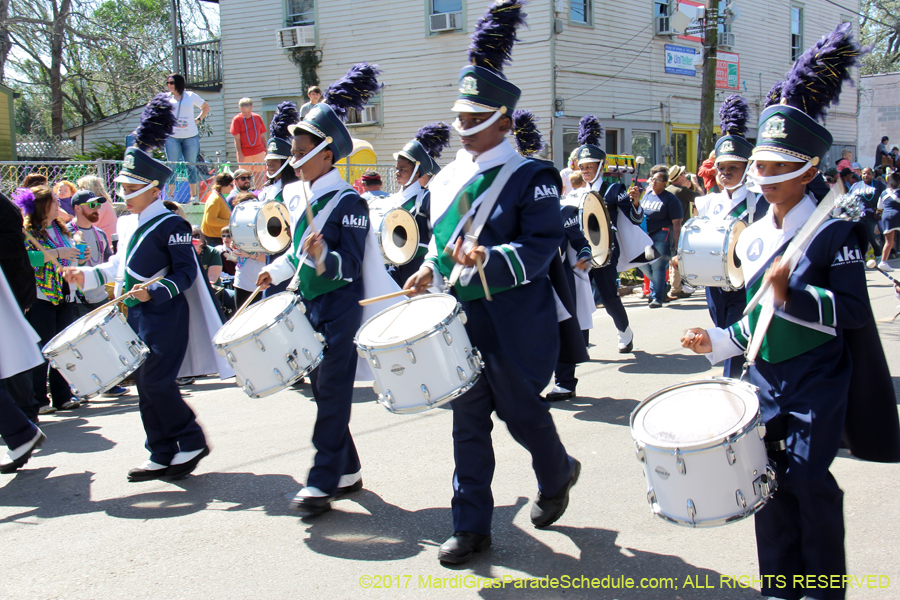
[617,351,712,375]
[550,396,638,427]
[35,418,117,457]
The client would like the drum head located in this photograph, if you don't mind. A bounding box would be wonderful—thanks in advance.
[357,294,457,346]
[726,219,746,288]
[581,192,612,267]
[256,201,291,253]
[632,380,759,449]
[46,305,117,350]
[380,208,419,266]
[214,292,296,344]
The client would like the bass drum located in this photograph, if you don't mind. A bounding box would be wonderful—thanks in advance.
[580,191,613,268]
[370,206,419,266]
[229,200,291,254]
[677,217,746,290]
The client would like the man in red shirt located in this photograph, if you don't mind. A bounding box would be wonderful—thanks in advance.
[230,98,267,188]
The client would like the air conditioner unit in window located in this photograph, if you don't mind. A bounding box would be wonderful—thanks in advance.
[719,32,736,48]
[276,25,315,49]
[430,11,461,32]
[655,16,672,35]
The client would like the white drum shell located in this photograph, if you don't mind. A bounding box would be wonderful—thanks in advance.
[229,200,291,254]
[355,294,483,414]
[371,207,419,266]
[677,217,746,290]
[579,192,613,268]
[631,378,776,527]
[42,306,148,399]
[213,292,325,399]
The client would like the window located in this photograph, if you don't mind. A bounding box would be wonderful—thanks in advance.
[632,131,658,165]
[346,93,382,126]
[570,0,591,25]
[287,0,314,26]
[717,0,732,37]
[432,0,461,13]
[791,6,803,61]
[429,0,462,33]
[563,127,580,165]
[606,130,619,155]
[655,0,673,33]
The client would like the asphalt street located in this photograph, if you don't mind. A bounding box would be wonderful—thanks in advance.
[2,268,899,600]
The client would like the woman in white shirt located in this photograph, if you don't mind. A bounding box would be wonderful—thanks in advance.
[164,73,210,203]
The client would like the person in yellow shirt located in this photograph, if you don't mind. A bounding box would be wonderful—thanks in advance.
[200,173,233,246]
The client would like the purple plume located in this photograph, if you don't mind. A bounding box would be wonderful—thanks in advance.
[780,22,867,122]
[132,93,175,151]
[325,62,383,121]
[512,110,544,157]
[577,115,603,146]
[719,95,750,136]
[12,188,36,216]
[468,0,527,73]
[764,81,784,109]
[270,101,299,139]
[415,122,451,158]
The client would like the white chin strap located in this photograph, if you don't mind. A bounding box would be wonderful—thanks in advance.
[266,158,291,180]
[403,163,420,189]
[117,182,159,201]
[452,110,504,137]
[580,162,603,186]
[288,138,330,171]
[722,169,749,192]
[746,160,815,189]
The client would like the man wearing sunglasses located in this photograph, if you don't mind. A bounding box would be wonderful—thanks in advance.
[225,168,254,208]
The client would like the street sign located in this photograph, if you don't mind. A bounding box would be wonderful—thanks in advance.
[716,51,740,90]
[665,44,698,77]
[677,0,706,43]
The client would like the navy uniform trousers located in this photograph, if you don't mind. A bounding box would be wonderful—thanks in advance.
[0,377,39,450]
[304,299,362,494]
[452,280,573,535]
[706,286,745,379]
[590,243,628,333]
[129,294,206,466]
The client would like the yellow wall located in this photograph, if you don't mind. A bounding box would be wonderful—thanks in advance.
[0,86,15,161]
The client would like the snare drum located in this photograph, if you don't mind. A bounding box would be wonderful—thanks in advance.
[355,294,483,414]
[229,200,291,254]
[677,217,746,290]
[369,206,419,266]
[580,191,613,268]
[213,292,325,398]
[630,378,776,527]
[42,304,148,399]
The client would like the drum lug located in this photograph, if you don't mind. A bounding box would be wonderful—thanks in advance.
[226,351,237,363]
[70,384,80,396]
[467,349,482,373]
[724,440,736,465]
[675,449,686,475]
[682,249,696,255]
[712,275,724,281]
[754,464,777,498]
[634,442,645,463]
[49,359,60,371]
[646,488,656,506]
[255,337,266,352]
[302,348,314,362]
[686,499,697,525]
[757,419,767,440]
[735,489,748,513]
[441,326,453,346]
[456,366,467,381]
[367,351,380,369]
[273,368,284,384]
[384,389,395,408]
[118,355,129,367]
[404,345,416,364]
[686,274,698,280]
[91,374,102,387]
[459,310,467,325]
[72,348,83,360]
[286,352,299,372]
[243,379,255,396]
[315,332,325,343]
[421,384,431,403]
[284,317,294,332]
[128,341,143,358]
[709,250,722,256]
[100,329,110,341]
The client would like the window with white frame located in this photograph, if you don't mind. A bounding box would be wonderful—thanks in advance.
[286,0,314,26]
[654,0,673,34]
[429,0,463,32]
[570,0,591,25]
[791,5,803,61]
[346,93,382,126]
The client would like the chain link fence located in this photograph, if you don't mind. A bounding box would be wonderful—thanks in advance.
[0,160,399,202]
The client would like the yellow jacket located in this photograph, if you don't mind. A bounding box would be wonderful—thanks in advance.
[201,191,231,238]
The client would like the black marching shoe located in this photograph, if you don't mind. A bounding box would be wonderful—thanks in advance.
[165,446,211,480]
[545,385,575,402]
[335,478,363,498]
[0,430,46,474]
[438,532,492,565]
[531,458,581,528]
[290,491,335,514]
[127,462,169,482]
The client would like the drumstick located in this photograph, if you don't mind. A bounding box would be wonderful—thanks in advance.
[299,169,326,275]
[358,288,415,306]
[80,275,167,322]
[231,285,264,320]
[23,230,81,289]
[465,234,492,301]
[867,259,900,286]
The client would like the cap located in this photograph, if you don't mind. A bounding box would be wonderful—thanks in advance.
[71,189,103,206]
[451,65,521,114]
[751,104,832,165]
[115,147,172,189]
[288,103,353,163]
[264,137,292,161]
[575,144,606,165]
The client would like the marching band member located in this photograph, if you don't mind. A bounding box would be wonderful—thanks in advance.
[255,64,395,514]
[404,0,579,564]
[371,122,450,286]
[570,116,651,360]
[683,24,900,600]
[63,96,232,482]
[692,95,767,378]
[259,102,301,298]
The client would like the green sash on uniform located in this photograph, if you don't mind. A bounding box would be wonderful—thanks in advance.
[727,198,748,220]
[288,190,352,301]
[430,165,517,301]
[122,213,177,308]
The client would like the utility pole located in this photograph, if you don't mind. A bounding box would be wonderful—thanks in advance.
[698,6,719,164]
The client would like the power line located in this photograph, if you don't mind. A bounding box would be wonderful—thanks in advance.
[561,35,657,101]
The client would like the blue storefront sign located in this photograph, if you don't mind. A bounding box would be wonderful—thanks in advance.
[665,44,697,77]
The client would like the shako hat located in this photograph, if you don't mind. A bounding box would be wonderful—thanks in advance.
[715,94,754,164]
[118,94,176,190]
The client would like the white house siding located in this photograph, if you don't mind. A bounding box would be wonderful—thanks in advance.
[552,0,859,169]
[219,0,553,165]
[859,73,900,169]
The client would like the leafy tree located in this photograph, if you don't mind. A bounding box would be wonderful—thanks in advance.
[861,0,900,74]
